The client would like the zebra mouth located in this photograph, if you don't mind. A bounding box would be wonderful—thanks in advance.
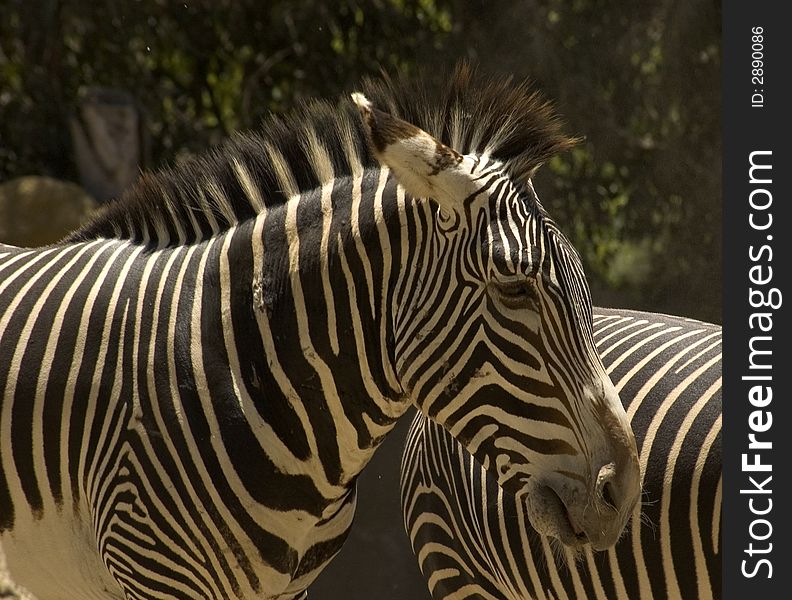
[563,504,587,540]
[550,488,589,545]
[527,485,589,547]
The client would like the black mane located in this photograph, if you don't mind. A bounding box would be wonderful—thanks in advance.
[68,63,577,246]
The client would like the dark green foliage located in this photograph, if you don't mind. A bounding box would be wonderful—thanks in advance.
[0,0,453,179]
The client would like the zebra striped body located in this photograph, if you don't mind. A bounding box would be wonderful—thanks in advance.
[1,68,640,599]
[0,212,390,599]
[401,308,721,600]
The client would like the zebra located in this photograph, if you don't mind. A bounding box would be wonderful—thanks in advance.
[0,66,641,599]
[401,307,721,600]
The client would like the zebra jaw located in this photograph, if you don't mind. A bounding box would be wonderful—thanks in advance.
[351,91,480,209]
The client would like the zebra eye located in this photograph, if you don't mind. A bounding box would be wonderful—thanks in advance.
[494,279,541,310]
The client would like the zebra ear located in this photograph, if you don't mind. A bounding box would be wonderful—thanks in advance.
[351,93,478,209]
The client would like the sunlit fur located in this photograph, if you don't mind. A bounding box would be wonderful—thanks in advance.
[1,66,633,599]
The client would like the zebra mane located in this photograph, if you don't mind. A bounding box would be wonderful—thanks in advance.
[67,63,577,246]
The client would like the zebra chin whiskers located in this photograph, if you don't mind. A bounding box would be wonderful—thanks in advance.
[637,493,659,536]
[548,534,587,570]
[530,534,579,580]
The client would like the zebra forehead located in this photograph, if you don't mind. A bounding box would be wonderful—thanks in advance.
[67,62,577,248]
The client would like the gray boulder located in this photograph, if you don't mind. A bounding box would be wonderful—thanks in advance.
[0,176,97,247]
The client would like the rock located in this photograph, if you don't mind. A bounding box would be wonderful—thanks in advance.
[0,176,98,247]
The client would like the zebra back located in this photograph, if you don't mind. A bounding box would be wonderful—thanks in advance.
[400,307,722,600]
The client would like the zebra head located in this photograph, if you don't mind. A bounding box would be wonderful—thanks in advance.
[354,93,640,551]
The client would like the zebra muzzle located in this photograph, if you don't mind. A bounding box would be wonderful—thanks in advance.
[525,484,591,548]
[564,505,587,540]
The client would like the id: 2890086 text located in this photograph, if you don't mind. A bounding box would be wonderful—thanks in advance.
[752,26,765,108]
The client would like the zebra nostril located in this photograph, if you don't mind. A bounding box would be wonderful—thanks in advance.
[602,480,617,510]
[595,462,619,510]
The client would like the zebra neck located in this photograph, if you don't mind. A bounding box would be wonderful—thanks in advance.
[211,179,413,489]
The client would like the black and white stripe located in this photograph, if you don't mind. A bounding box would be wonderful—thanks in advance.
[401,307,721,600]
[1,66,638,599]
